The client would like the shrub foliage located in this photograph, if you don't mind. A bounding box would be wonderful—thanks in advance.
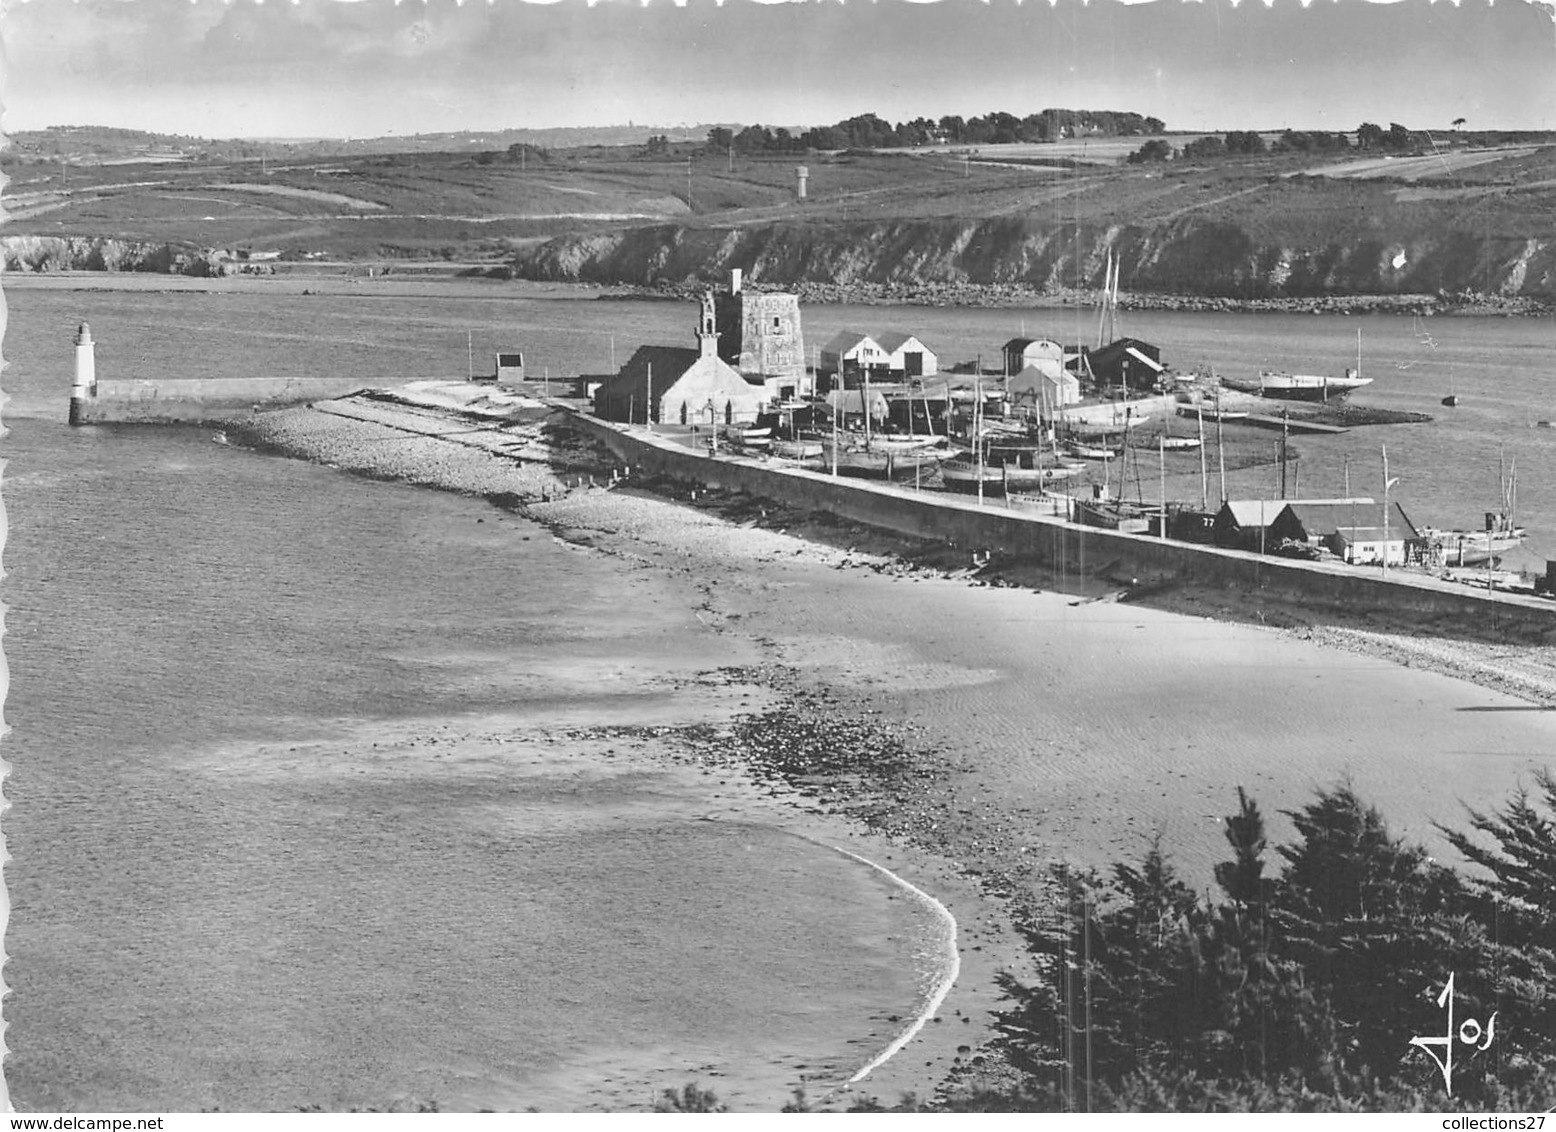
[994,778,1556,1111]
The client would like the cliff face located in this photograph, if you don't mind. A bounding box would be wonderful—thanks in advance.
[1,236,231,276]
[512,218,1556,301]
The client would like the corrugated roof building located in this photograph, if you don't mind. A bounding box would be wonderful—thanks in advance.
[1003,337,1065,378]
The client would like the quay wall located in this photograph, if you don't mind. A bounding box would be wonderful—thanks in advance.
[73,377,374,424]
[565,411,1556,643]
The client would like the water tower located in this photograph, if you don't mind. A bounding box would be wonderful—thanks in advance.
[795,166,809,201]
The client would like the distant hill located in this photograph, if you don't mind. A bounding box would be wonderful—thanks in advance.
[4,123,734,165]
[6,133,1555,307]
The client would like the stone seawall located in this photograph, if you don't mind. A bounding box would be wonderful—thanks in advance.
[564,410,1556,644]
[73,377,377,424]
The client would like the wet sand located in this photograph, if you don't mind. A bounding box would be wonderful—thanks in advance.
[534,484,1556,879]
[229,392,1556,1108]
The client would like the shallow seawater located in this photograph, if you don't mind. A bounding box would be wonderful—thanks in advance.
[1,415,929,1111]
[6,282,1555,1109]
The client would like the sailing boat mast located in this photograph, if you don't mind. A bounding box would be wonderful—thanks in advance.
[1215,388,1227,504]
[975,376,985,506]
[1197,405,1208,512]
[862,368,872,451]
[1096,252,1118,350]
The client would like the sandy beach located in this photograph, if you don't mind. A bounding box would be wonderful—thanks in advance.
[229,389,1556,1108]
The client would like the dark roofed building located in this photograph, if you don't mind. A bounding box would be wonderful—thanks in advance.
[1213,499,1290,552]
[1086,337,1164,391]
[1272,500,1421,565]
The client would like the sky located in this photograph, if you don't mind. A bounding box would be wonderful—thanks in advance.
[1,0,1554,139]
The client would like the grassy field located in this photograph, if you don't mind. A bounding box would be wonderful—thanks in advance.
[6,138,1556,278]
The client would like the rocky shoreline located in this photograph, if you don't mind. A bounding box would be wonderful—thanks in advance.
[6,260,1549,316]
[602,278,1553,317]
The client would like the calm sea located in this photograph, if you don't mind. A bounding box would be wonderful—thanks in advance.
[3,282,1553,1108]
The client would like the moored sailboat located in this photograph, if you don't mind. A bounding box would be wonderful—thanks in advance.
[1222,329,1373,401]
[1420,454,1525,566]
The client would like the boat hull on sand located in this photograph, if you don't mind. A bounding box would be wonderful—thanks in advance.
[824,446,944,480]
[1221,372,1372,401]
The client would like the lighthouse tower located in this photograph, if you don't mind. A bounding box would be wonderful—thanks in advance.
[69,322,97,426]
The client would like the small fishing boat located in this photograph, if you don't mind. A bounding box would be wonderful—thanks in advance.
[938,457,1005,493]
[1177,404,1247,423]
[824,443,944,480]
[721,424,772,450]
[870,433,948,452]
[1067,441,1120,461]
[1007,464,1081,488]
[1071,497,1152,533]
[725,424,771,440]
[939,456,1079,494]
[769,438,823,461]
[1159,435,1203,452]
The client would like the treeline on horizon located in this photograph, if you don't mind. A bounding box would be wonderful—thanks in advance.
[1127,121,1497,164]
[703,108,1166,154]
[14,115,1556,168]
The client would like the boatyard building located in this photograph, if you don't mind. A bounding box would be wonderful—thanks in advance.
[1272,500,1421,566]
[1214,499,1296,553]
[819,332,887,388]
[1002,337,1066,378]
[1085,337,1164,391]
[875,332,938,379]
[1006,364,1081,415]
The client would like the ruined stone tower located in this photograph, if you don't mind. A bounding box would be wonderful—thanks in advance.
[714,269,808,399]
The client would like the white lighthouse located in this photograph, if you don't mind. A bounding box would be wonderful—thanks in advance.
[69,321,96,425]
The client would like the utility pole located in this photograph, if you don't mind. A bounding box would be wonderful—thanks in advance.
[1382,444,1398,576]
[467,330,473,381]
[1159,434,1167,538]
[1279,407,1289,500]
[686,156,693,212]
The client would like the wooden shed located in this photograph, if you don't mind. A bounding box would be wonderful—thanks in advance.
[819,331,887,385]
[875,331,938,379]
